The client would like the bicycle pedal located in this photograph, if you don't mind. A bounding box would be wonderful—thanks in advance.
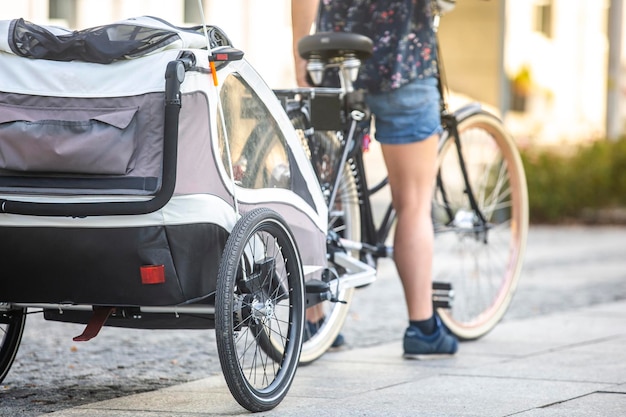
[433,299,452,309]
[432,281,452,291]
[432,281,454,309]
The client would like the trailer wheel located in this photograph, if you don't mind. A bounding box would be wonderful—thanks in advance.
[0,307,26,383]
[216,208,304,412]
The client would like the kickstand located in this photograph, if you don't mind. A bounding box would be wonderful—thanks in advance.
[73,307,115,342]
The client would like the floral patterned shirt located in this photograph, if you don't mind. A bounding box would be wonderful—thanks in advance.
[317,0,438,93]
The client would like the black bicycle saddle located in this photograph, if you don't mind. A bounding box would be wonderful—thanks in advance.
[298,32,373,61]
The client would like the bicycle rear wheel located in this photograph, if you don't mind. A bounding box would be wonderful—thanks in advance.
[289,114,359,364]
[432,109,528,340]
[300,159,359,364]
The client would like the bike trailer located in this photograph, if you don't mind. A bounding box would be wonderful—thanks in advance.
[0,16,327,320]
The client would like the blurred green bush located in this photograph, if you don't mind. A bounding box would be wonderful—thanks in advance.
[520,137,626,223]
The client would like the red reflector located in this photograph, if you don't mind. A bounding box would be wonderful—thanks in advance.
[216,53,228,61]
[140,265,165,285]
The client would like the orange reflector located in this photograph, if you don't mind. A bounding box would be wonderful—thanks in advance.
[140,265,165,285]
[209,61,218,86]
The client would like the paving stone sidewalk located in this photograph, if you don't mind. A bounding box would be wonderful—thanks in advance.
[45,299,626,416]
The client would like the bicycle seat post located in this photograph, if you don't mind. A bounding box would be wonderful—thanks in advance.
[305,56,325,86]
[298,32,373,94]
[306,54,360,93]
[338,54,361,93]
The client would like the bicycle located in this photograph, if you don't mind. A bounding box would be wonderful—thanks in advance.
[275,6,529,365]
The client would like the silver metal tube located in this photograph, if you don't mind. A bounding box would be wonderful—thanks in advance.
[11,303,216,315]
[327,113,363,212]
[332,251,377,290]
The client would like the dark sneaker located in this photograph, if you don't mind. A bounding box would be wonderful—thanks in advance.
[330,332,345,348]
[304,320,345,348]
[403,316,458,358]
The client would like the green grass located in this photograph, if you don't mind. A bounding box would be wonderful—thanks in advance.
[520,137,626,223]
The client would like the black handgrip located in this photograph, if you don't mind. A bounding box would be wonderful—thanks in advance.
[165,60,185,106]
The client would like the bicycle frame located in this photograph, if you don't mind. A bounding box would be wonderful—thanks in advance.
[318,105,492,266]
[282,1,528,349]
[275,8,494,315]
[277,82,490,270]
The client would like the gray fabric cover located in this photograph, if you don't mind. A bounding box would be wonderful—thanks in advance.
[0,103,138,174]
[0,92,165,194]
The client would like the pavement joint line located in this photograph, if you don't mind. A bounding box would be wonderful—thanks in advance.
[493,335,626,362]
[546,333,622,352]
[439,372,619,385]
[537,391,593,409]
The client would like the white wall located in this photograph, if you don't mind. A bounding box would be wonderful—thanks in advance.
[203,0,296,88]
[0,0,49,22]
[0,0,297,88]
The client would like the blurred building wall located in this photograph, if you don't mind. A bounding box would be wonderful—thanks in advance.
[0,0,623,143]
[0,0,296,88]
[438,0,505,114]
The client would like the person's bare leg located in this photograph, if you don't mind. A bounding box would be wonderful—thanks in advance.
[306,305,324,323]
[380,134,438,322]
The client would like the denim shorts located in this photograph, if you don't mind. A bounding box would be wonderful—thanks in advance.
[365,77,443,145]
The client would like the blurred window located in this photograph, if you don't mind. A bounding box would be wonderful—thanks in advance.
[49,0,77,28]
[184,0,204,25]
[533,0,553,38]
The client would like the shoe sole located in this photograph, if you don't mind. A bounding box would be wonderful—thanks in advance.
[403,352,456,360]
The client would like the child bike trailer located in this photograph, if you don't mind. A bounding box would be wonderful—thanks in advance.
[0,16,328,412]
